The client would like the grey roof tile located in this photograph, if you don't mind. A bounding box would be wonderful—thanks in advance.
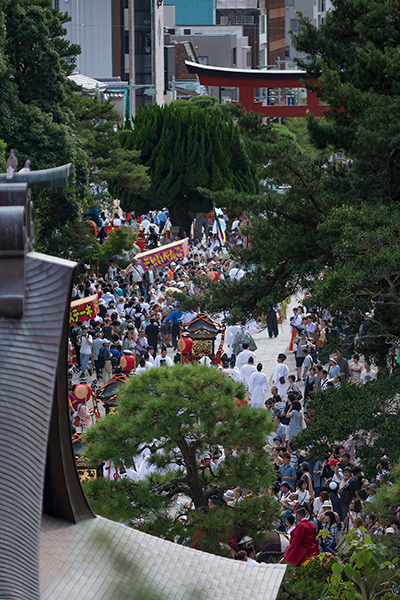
[40,515,286,600]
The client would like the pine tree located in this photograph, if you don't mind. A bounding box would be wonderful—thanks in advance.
[83,364,278,555]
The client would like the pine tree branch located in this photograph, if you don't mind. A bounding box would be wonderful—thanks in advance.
[152,476,190,493]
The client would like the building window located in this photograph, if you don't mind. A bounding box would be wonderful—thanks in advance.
[259,49,266,67]
[246,51,251,67]
[230,15,254,25]
[289,19,299,32]
[285,45,290,58]
[125,0,129,7]
[318,0,321,11]
[321,0,325,10]
[286,0,295,6]
[125,31,129,54]
[183,28,191,35]
[232,47,237,66]
[261,15,266,33]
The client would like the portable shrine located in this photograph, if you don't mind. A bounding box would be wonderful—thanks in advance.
[181,313,225,363]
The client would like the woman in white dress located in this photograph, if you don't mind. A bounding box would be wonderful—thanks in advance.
[248,363,270,408]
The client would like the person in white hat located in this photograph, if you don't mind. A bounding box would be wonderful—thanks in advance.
[223,490,236,507]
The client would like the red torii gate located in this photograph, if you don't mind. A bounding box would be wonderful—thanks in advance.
[185,61,328,118]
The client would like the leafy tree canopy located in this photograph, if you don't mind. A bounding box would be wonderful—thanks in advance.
[0,0,90,255]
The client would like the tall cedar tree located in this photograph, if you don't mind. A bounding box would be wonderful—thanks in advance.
[116,102,258,237]
[83,364,279,555]
[177,109,329,324]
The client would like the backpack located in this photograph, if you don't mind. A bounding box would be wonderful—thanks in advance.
[135,313,143,329]
[339,478,354,506]
[70,327,79,343]
[97,346,106,369]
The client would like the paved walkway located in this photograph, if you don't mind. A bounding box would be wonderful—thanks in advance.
[250,300,298,388]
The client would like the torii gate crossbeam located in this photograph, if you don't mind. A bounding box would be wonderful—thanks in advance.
[185,61,328,118]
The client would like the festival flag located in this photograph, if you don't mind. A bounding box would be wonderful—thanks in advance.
[214,207,227,246]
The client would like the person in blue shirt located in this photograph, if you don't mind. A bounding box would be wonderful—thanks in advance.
[109,343,121,367]
[164,307,183,351]
[279,451,297,487]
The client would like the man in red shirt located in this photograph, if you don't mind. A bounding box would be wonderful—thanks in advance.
[284,507,319,566]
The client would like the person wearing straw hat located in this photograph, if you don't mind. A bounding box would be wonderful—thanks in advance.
[328,356,340,380]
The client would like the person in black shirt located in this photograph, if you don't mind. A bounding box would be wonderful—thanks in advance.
[145,318,160,355]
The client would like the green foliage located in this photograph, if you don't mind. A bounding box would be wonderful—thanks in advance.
[0,0,89,255]
[96,227,137,274]
[44,218,97,264]
[279,531,400,600]
[0,138,6,171]
[373,462,400,519]
[191,0,400,363]
[286,0,400,352]
[294,370,400,476]
[179,109,329,322]
[322,530,400,600]
[283,117,321,159]
[119,103,258,235]
[278,557,332,600]
[84,364,279,554]
[99,147,151,204]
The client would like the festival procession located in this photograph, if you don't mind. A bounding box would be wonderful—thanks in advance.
[2,1,400,597]
[67,206,400,586]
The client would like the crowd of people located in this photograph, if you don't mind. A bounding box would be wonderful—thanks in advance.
[68,208,395,566]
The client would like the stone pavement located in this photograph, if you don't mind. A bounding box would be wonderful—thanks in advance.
[250,299,298,388]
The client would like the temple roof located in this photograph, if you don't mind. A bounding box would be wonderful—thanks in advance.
[40,515,286,600]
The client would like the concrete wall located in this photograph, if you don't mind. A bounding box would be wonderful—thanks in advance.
[172,34,234,68]
[55,0,113,78]
[286,0,313,61]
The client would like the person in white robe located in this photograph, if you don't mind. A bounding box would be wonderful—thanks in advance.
[248,363,269,408]
[272,353,290,401]
[240,357,257,387]
[199,356,212,366]
[223,358,242,382]
[236,344,257,369]
[225,324,241,353]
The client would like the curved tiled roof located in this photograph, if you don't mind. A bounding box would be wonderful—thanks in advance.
[40,515,286,600]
